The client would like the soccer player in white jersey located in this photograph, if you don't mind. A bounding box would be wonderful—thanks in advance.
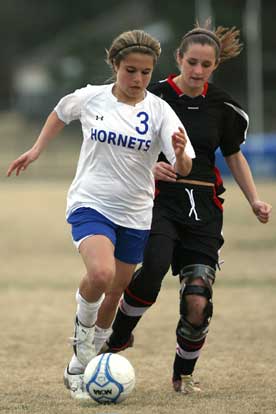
[7,29,195,399]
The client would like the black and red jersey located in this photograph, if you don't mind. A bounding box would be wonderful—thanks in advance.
[148,74,249,185]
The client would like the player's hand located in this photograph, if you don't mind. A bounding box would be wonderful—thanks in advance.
[251,200,272,223]
[6,148,40,177]
[153,162,177,182]
[172,127,187,158]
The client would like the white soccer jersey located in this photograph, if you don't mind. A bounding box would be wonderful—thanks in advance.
[54,83,195,229]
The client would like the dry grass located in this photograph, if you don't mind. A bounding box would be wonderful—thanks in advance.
[1,178,275,414]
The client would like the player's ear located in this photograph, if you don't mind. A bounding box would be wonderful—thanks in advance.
[112,59,119,75]
[214,58,220,71]
[175,49,182,65]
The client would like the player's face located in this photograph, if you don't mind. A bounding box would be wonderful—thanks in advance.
[114,53,154,104]
[177,43,218,96]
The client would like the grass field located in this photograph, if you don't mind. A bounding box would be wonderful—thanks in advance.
[1,178,275,414]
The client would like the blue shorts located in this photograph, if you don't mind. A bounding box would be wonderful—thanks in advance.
[67,207,150,264]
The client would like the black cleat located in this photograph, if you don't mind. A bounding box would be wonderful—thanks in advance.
[98,333,134,354]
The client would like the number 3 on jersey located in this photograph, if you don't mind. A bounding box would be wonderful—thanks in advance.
[135,112,149,135]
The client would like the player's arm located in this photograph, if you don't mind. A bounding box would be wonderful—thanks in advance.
[6,111,65,177]
[172,127,193,177]
[225,150,272,223]
[160,101,194,177]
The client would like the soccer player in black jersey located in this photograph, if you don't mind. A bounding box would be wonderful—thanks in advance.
[97,20,272,393]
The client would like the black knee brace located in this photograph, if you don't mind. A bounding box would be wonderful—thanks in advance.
[177,264,216,343]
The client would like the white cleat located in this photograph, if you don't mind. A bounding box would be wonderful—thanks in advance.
[70,317,96,366]
[63,366,91,400]
[172,375,201,394]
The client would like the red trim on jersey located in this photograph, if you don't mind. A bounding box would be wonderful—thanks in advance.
[213,166,223,211]
[167,74,183,95]
[214,165,223,187]
[213,188,223,211]
[202,82,209,97]
[125,287,154,306]
[167,74,209,97]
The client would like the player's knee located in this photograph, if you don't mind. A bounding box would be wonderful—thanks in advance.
[185,293,208,326]
[87,265,115,291]
[177,264,216,341]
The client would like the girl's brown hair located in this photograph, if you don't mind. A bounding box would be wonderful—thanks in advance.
[106,29,161,71]
[177,18,243,64]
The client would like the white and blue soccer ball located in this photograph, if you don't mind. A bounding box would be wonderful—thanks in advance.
[83,353,135,404]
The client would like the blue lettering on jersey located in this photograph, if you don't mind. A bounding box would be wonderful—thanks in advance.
[144,140,151,151]
[136,138,146,150]
[98,130,107,142]
[91,129,97,140]
[107,131,116,144]
[91,128,151,151]
[128,136,136,149]
[117,133,128,147]
[135,112,149,135]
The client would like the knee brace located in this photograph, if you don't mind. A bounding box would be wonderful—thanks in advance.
[177,264,216,343]
[179,264,216,294]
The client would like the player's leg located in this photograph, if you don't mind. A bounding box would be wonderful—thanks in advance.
[94,259,137,352]
[171,186,224,393]
[172,251,217,394]
[96,260,137,328]
[73,234,116,359]
[100,229,176,353]
[64,235,116,397]
[94,225,151,352]
[64,208,118,398]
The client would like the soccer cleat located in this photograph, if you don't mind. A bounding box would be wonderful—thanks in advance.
[172,375,201,394]
[63,366,90,400]
[70,316,96,366]
[98,333,135,354]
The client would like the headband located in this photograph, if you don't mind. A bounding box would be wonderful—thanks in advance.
[114,43,158,58]
[183,30,221,50]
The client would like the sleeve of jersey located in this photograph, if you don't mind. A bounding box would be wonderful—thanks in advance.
[54,85,92,124]
[220,101,249,157]
[159,101,195,164]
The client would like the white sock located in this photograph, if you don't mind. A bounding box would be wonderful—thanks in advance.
[76,289,104,328]
[68,354,85,374]
[94,325,113,354]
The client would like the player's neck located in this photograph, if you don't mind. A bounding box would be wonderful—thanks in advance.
[112,84,145,106]
[173,75,204,98]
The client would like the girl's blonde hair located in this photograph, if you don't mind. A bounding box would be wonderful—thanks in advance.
[106,29,161,72]
[177,18,243,64]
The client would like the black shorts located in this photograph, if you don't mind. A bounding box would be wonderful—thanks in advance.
[152,183,224,275]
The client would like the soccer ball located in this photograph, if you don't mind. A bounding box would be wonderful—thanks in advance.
[83,353,135,404]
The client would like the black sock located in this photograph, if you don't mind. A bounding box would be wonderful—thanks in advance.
[108,308,141,348]
[173,353,198,380]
